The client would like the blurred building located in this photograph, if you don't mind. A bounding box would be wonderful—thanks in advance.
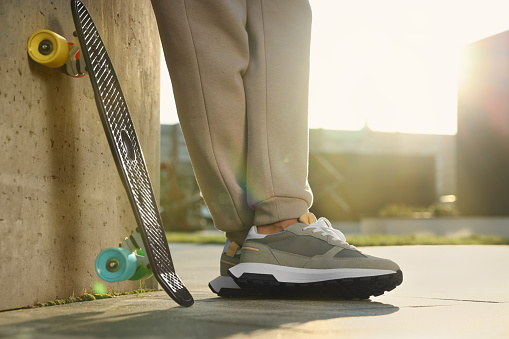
[161,124,455,224]
[160,124,208,231]
[309,128,455,220]
[457,30,509,216]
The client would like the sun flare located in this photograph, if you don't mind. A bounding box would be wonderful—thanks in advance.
[161,0,509,136]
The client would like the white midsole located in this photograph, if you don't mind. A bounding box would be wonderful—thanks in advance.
[209,276,241,292]
[229,263,396,284]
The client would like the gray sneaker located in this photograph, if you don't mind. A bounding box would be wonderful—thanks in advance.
[228,214,403,299]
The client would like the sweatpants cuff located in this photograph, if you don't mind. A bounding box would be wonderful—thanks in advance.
[253,197,310,227]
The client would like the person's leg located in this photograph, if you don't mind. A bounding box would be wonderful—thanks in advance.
[244,0,313,228]
[150,0,254,244]
[151,0,315,296]
[208,0,315,295]
[152,0,403,299]
[151,0,313,242]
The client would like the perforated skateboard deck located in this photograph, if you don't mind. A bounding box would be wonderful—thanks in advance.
[71,0,193,307]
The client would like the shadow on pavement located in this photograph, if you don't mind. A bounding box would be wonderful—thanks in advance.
[0,297,399,338]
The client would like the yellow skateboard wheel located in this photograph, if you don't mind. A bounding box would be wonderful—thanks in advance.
[27,30,69,68]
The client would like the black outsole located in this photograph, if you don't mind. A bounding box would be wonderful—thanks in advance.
[208,283,264,297]
[229,270,403,300]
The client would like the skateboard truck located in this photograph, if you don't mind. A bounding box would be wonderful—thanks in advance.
[95,230,154,283]
[27,30,87,78]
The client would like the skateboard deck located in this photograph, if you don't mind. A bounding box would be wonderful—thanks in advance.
[68,0,193,306]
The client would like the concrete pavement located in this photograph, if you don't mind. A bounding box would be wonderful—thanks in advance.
[1,244,508,338]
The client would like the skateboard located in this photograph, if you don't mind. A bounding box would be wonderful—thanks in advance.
[27,0,194,307]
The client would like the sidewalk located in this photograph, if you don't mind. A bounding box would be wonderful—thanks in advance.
[1,244,508,338]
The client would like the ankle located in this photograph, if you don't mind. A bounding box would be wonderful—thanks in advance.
[257,218,299,234]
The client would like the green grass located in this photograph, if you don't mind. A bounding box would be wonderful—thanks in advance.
[346,234,509,246]
[166,232,227,244]
[32,283,157,308]
[166,231,509,246]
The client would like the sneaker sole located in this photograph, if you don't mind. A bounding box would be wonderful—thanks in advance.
[229,263,403,299]
[208,276,263,297]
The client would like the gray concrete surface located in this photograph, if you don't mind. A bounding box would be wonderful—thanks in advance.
[1,244,508,338]
[0,0,160,310]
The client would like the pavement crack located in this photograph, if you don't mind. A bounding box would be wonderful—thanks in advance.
[430,297,503,304]
[402,296,504,304]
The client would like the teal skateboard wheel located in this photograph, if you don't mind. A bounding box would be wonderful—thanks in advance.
[95,247,137,282]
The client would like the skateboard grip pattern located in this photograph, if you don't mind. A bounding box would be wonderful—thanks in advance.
[72,0,193,306]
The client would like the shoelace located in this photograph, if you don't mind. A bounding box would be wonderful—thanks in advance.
[302,217,356,249]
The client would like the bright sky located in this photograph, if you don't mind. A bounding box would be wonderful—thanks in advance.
[160,0,509,135]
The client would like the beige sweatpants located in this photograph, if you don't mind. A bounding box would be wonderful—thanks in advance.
[151,0,313,244]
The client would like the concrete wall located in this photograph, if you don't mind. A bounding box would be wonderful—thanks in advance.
[0,0,160,310]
